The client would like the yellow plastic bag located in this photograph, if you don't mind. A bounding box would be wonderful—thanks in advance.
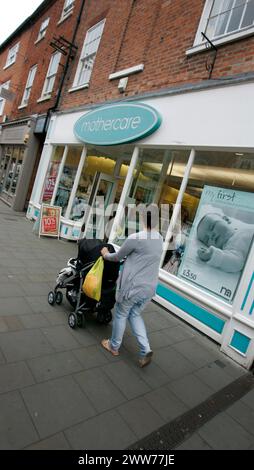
[82,256,104,301]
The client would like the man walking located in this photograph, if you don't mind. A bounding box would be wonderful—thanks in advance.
[101,204,163,368]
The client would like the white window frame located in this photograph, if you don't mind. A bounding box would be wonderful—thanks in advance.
[186,0,254,56]
[36,17,50,42]
[38,52,61,101]
[72,19,105,89]
[20,65,37,108]
[4,43,19,69]
[60,0,75,20]
[0,81,10,115]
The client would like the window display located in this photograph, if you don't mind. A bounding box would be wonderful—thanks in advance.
[112,149,190,245]
[53,146,82,216]
[162,150,254,303]
[42,146,64,203]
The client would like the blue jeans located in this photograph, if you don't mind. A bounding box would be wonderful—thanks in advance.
[110,296,151,357]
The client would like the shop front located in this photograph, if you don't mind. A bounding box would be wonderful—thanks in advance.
[0,117,41,211]
[27,81,254,369]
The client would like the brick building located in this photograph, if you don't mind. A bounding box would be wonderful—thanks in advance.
[1,0,254,369]
[0,0,84,210]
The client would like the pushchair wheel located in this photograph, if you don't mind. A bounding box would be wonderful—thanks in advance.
[55,291,63,305]
[48,291,56,305]
[68,312,77,329]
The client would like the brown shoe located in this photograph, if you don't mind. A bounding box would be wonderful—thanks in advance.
[138,351,153,368]
[101,339,119,356]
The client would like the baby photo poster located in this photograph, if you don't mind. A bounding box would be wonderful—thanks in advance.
[178,185,254,302]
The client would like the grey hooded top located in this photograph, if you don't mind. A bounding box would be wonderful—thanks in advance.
[104,230,163,303]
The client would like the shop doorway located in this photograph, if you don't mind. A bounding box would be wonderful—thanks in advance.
[82,172,117,240]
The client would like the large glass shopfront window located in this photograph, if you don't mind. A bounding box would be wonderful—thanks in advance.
[112,148,190,245]
[54,146,83,217]
[41,146,65,204]
[161,150,254,304]
[71,145,133,240]
[0,145,25,202]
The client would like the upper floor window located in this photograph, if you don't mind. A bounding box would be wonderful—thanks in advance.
[205,0,254,39]
[4,43,19,68]
[187,0,254,54]
[36,18,50,42]
[40,52,61,99]
[72,20,105,88]
[61,0,75,19]
[20,65,37,107]
[0,81,10,115]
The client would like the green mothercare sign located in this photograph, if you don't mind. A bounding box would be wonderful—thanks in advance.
[74,103,162,146]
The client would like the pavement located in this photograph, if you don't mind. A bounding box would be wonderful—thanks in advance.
[0,200,254,451]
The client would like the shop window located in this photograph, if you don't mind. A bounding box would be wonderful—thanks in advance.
[70,146,132,240]
[36,18,50,42]
[41,146,65,204]
[112,149,190,245]
[20,65,37,107]
[39,52,61,99]
[72,20,105,88]
[0,146,24,201]
[53,146,83,216]
[4,43,19,68]
[161,150,254,304]
[188,0,254,54]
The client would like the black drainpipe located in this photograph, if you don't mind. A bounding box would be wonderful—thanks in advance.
[43,0,86,133]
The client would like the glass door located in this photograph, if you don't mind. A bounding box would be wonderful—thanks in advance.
[83,172,116,240]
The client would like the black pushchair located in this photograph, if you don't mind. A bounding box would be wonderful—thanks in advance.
[47,239,120,329]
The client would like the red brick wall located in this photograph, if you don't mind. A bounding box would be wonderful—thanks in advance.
[0,0,84,123]
[59,0,254,111]
[1,0,254,122]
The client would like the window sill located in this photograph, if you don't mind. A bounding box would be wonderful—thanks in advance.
[68,83,89,93]
[109,63,144,80]
[3,62,15,70]
[186,27,254,56]
[18,104,28,109]
[34,36,45,45]
[57,10,73,26]
[37,95,52,103]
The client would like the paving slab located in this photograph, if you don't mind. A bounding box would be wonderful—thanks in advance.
[144,385,188,422]
[0,361,35,393]
[103,361,151,399]
[74,368,127,413]
[21,375,96,439]
[27,351,83,382]
[41,325,81,351]
[173,338,221,368]
[26,432,71,450]
[198,412,253,450]
[117,396,164,439]
[73,345,110,369]
[152,346,197,380]
[64,409,136,450]
[176,433,212,450]
[0,297,33,316]
[167,373,214,408]
[0,329,54,362]
[226,400,254,437]
[20,313,51,329]
[194,362,239,392]
[0,391,38,449]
